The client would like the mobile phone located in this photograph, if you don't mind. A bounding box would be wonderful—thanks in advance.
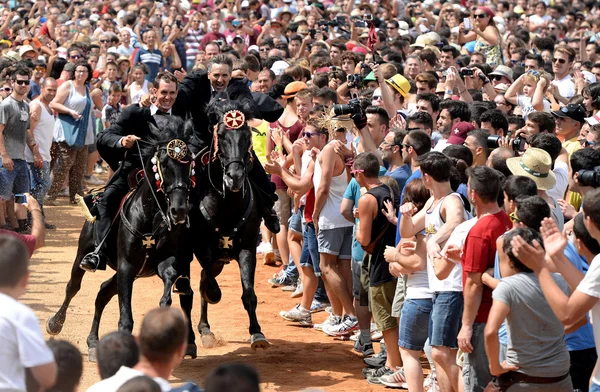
[309,28,316,39]
[363,13,373,21]
[336,15,346,23]
[19,29,25,40]
[463,18,470,30]
[354,20,367,28]
[14,194,25,204]
[460,68,474,77]
[419,24,428,33]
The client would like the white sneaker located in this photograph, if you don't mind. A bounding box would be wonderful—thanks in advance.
[314,314,341,331]
[323,314,359,337]
[424,374,440,392]
[379,367,408,389]
[290,281,303,298]
[279,305,312,326]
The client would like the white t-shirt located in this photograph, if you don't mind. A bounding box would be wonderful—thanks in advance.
[547,160,569,202]
[552,75,576,100]
[516,94,551,118]
[86,366,171,392]
[576,254,600,385]
[0,293,54,392]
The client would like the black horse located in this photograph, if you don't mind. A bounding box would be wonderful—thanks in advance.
[47,116,198,360]
[187,101,269,350]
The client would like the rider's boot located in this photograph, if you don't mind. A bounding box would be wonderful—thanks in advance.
[80,198,112,272]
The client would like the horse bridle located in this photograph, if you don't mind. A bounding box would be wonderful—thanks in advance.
[136,140,195,230]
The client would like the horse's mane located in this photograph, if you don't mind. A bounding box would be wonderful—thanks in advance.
[141,116,194,158]
[208,78,260,125]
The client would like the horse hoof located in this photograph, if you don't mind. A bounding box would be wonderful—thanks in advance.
[88,348,97,363]
[202,333,217,348]
[185,343,197,359]
[46,316,62,336]
[250,334,270,351]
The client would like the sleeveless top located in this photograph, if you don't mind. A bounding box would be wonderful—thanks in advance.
[313,145,353,230]
[129,80,149,105]
[268,119,303,190]
[366,184,398,287]
[474,30,503,67]
[425,192,470,292]
[53,81,94,147]
[25,102,54,163]
[406,230,433,300]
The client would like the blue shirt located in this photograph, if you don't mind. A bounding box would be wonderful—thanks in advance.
[385,164,411,194]
[395,169,422,245]
[344,167,387,262]
[563,242,596,351]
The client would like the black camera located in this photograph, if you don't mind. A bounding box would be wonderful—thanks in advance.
[460,68,474,77]
[578,166,600,188]
[309,28,317,39]
[319,19,337,27]
[347,74,363,88]
[487,135,527,153]
[333,98,363,117]
[360,63,372,76]
[354,20,367,28]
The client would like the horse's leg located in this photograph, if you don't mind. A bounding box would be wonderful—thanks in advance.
[179,290,197,358]
[237,248,270,350]
[116,253,138,333]
[47,224,93,335]
[198,269,217,348]
[86,273,119,362]
[157,256,178,308]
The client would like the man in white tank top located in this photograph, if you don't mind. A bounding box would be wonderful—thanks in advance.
[25,79,57,228]
[399,152,467,392]
[313,129,359,336]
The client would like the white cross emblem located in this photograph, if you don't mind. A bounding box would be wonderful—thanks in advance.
[220,236,233,249]
[142,236,155,249]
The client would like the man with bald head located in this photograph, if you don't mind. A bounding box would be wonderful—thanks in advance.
[26,78,57,228]
[200,19,225,51]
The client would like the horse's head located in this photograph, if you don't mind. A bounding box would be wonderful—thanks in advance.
[211,102,254,193]
[146,117,195,225]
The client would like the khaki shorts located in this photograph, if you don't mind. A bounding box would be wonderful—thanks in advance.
[391,275,407,318]
[274,189,291,224]
[369,279,399,332]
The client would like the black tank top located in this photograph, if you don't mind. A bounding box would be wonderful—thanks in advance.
[366,184,398,287]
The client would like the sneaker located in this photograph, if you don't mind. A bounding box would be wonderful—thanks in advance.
[15,224,31,234]
[268,274,295,287]
[371,329,383,341]
[367,366,395,385]
[58,188,69,197]
[354,338,375,357]
[364,342,387,368]
[279,305,312,326]
[281,282,297,292]
[314,314,341,331]
[94,164,104,174]
[290,281,303,298]
[324,306,333,314]
[84,175,104,186]
[363,365,392,379]
[310,299,330,313]
[379,367,408,389]
[424,374,440,392]
[44,222,56,230]
[322,314,359,337]
[262,243,276,266]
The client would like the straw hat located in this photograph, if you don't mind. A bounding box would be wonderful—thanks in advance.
[506,147,556,190]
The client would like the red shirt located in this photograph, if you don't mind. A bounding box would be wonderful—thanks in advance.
[0,229,36,257]
[461,211,511,323]
[304,188,315,223]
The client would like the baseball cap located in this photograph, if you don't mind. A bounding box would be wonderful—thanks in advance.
[232,35,244,43]
[447,122,476,145]
[241,0,250,7]
[18,45,35,58]
[225,15,236,22]
[281,81,308,99]
[398,21,409,36]
[489,65,514,83]
[64,63,77,72]
[551,104,586,125]
[385,74,410,99]
[270,60,290,76]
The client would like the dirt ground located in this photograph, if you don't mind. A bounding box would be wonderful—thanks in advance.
[24,200,393,391]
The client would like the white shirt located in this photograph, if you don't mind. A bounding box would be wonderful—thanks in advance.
[0,293,54,392]
[547,160,569,202]
[576,254,600,385]
[86,366,171,392]
[552,75,576,100]
[432,138,448,152]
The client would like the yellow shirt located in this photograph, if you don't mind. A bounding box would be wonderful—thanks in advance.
[563,137,582,211]
[252,120,268,167]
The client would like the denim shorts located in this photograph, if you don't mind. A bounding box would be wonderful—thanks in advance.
[288,207,303,234]
[0,158,29,200]
[28,161,51,206]
[429,291,463,349]
[400,298,433,351]
[317,226,353,259]
[300,223,322,277]
[591,382,600,392]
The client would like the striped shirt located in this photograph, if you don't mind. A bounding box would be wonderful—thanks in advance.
[134,47,163,82]
[185,28,204,62]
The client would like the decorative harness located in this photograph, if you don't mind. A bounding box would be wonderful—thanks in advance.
[119,139,195,256]
[201,110,255,250]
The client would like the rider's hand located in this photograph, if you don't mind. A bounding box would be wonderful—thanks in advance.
[121,135,141,148]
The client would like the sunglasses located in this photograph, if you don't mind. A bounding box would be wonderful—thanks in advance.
[15,80,30,86]
[70,55,81,59]
[100,40,109,43]
[372,95,382,100]
[473,13,487,19]
[35,67,46,72]
[492,75,504,81]
[527,70,540,77]
[552,58,567,64]
[302,131,323,138]
[0,87,11,92]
